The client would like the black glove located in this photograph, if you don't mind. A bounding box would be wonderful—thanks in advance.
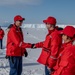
[5,55,9,59]
[24,51,28,57]
[51,68,55,72]
[31,44,36,49]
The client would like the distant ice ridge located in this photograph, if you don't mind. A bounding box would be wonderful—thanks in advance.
[1,23,75,29]
[22,24,75,28]
[22,24,46,28]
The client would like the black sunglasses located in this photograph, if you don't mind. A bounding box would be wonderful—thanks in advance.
[19,20,23,22]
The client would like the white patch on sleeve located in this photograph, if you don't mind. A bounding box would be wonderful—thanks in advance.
[19,42,22,47]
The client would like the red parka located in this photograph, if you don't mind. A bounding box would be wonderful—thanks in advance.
[6,24,32,56]
[52,42,75,75]
[35,29,62,68]
[0,29,4,39]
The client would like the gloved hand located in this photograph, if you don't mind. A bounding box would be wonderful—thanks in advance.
[5,55,9,59]
[31,44,36,49]
[5,56,15,64]
[24,51,28,57]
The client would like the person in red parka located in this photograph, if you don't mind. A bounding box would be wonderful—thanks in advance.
[6,15,32,75]
[0,26,4,49]
[33,16,62,75]
[52,26,75,75]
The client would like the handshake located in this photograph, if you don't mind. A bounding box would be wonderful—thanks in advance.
[31,44,36,49]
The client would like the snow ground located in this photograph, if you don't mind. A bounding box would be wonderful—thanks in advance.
[0,27,48,75]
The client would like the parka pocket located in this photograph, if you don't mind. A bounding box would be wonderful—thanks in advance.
[8,43,16,55]
[59,61,69,74]
[60,61,68,67]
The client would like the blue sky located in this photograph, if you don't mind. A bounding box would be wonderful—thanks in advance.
[0,0,75,24]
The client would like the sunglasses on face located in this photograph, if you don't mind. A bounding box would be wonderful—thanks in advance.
[19,20,23,22]
[45,23,50,25]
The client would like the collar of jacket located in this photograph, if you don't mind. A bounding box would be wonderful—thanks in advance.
[0,28,2,30]
[13,24,21,30]
[48,29,55,35]
[62,41,72,48]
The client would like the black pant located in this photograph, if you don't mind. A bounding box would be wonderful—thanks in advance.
[8,56,22,75]
[45,66,50,75]
[0,39,2,49]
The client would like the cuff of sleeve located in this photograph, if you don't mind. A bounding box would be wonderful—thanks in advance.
[21,42,32,48]
[48,57,57,68]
